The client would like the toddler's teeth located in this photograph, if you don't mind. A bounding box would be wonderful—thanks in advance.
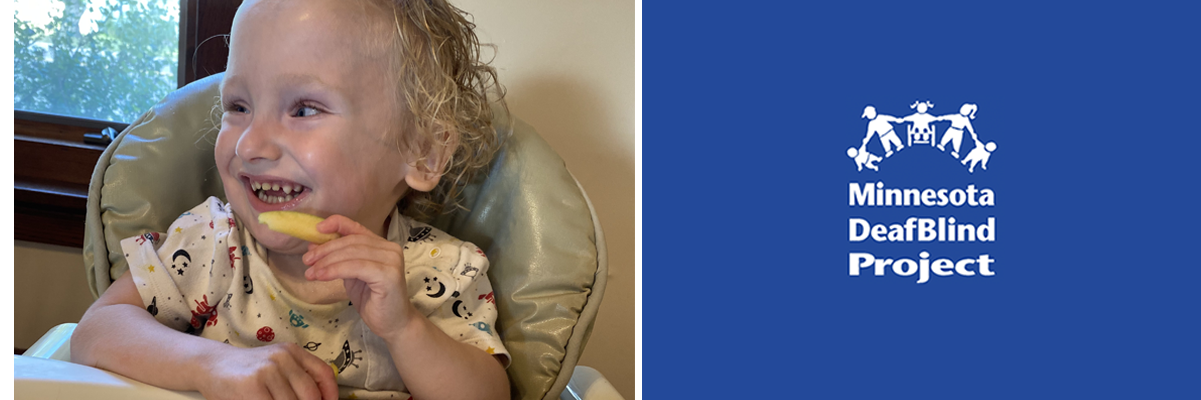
[272,183,280,191]
[252,182,260,190]
[283,185,292,194]
[258,192,267,201]
[285,195,294,202]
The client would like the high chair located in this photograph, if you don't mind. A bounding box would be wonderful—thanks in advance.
[17,73,622,400]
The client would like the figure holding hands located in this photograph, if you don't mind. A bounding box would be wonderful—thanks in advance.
[860,105,905,157]
[937,103,979,159]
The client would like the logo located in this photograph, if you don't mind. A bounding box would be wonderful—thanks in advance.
[846,99,1000,284]
[848,100,997,173]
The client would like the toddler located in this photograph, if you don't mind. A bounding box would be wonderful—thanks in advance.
[70,0,510,399]
[847,145,881,171]
[962,140,997,173]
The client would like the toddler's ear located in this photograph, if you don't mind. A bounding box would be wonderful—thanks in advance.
[404,125,458,193]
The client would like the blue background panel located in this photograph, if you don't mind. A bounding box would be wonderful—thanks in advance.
[644,1,1200,398]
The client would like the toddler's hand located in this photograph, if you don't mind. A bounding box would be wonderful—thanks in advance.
[200,343,338,400]
[303,215,417,340]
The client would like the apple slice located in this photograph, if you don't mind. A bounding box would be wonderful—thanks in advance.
[257,211,341,244]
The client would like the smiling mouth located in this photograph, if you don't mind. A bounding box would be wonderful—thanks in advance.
[246,177,308,205]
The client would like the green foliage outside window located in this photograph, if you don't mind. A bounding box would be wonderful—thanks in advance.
[14,0,179,123]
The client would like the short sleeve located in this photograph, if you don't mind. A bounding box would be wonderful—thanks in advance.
[401,222,510,367]
[120,197,242,334]
[433,242,509,366]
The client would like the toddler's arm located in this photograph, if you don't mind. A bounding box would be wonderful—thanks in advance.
[385,315,510,400]
[304,215,510,400]
[71,272,339,400]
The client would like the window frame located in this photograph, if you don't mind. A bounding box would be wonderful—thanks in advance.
[14,0,241,248]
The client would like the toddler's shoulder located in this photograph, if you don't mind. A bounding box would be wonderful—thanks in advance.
[400,218,461,247]
[398,217,489,274]
[122,197,235,249]
[119,197,243,332]
[397,217,496,327]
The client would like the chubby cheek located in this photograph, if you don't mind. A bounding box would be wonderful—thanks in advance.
[214,129,255,231]
[214,128,240,183]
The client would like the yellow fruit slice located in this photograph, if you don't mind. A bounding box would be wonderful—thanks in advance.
[257,211,341,244]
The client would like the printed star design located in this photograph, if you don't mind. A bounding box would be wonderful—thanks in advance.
[269,293,276,301]
[175,227,183,233]
[424,277,430,283]
[486,346,495,354]
[148,265,155,273]
[177,269,184,276]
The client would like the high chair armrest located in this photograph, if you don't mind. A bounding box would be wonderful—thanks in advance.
[15,355,205,399]
[24,323,77,361]
[25,323,623,400]
[559,366,626,400]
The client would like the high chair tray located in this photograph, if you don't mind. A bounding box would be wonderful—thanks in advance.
[15,354,205,399]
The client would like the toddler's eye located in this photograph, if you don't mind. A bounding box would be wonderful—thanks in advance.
[225,102,248,113]
[292,105,321,118]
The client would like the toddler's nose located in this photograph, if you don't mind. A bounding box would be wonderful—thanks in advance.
[236,118,283,163]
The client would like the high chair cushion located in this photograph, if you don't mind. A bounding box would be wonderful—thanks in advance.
[82,73,608,400]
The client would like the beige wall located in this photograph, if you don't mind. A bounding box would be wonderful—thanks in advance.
[13,241,94,349]
[456,1,635,399]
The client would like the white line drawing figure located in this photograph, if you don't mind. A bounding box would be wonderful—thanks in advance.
[847,145,882,171]
[937,103,978,159]
[900,100,938,147]
[860,105,905,157]
[962,140,996,172]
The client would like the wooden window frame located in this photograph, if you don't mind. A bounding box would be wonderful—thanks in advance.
[14,0,240,248]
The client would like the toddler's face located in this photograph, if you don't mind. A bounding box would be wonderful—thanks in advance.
[216,0,409,254]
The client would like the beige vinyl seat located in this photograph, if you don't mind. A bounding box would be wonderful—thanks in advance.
[24,73,619,400]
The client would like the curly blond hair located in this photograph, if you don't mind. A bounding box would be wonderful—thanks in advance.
[371,0,506,222]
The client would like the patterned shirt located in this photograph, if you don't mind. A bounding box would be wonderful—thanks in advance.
[121,197,508,399]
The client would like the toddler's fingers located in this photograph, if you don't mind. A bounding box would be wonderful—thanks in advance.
[291,345,339,400]
[303,235,399,267]
[307,245,401,277]
[308,259,392,284]
[315,215,374,237]
[307,241,403,282]
[264,370,300,400]
[278,353,323,400]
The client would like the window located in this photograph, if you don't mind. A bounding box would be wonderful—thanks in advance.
[14,0,180,123]
[14,0,241,248]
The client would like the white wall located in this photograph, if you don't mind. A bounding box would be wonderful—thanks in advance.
[455,1,635,399]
